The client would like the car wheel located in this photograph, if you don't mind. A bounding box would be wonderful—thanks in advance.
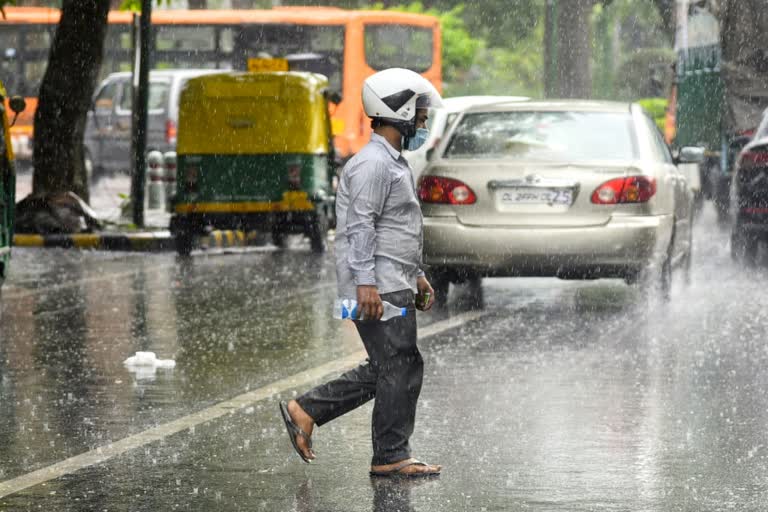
[682,218,694,286]
[428,268,450,307]
[731,226,758,265]
[639,242,672,302]
[467,275,485,310]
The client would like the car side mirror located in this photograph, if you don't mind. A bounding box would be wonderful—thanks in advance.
[677,146,705,164]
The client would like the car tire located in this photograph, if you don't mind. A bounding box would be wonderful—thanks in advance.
[682,217,694,286]
[428,268,450,308]
[467,275,485,309]
[639,240,672,302]
[731,226,758,265]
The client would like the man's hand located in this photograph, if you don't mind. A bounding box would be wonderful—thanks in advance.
[357,285,383,320]
[416,276,435,311]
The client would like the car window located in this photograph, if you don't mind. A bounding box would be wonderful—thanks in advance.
[444,110,638,161]
[119,81,171,113]
[644,114,673,163]
[94,81,119,112]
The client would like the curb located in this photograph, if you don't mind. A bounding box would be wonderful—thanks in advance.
[13,230,264,252]
[13,232,174,252]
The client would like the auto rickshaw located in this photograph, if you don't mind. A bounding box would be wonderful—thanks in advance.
[170,71,337,255]
[0,81,26,288]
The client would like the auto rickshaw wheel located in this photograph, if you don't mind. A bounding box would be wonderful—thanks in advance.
[271,228,286,249]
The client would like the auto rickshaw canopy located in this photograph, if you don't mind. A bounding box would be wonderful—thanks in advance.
[178,71,331,156]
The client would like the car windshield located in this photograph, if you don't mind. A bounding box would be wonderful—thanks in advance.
[444,110,638,161]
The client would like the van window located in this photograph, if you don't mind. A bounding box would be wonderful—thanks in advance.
[94,81,120,112]
[119,81,171,113]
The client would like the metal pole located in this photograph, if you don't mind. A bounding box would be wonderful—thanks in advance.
[131,0,152,228]
[544,0,558,98]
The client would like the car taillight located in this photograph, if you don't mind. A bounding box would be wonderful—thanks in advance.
[738,149,768,169]
[166,119,177,145]
[287,164,302,190]
[418,176,476,205]
[591,176,656,204]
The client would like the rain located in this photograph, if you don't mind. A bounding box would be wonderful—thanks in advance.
[2,0,768,510]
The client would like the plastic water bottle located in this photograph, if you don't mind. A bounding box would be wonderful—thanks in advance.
[333,299,406,321]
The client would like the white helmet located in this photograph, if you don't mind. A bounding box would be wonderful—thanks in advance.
[362,68,443,137]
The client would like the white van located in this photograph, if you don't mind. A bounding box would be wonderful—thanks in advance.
[84,69,222,178]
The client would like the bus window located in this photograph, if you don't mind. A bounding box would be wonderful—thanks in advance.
[156,25,217,51]
[22,26,53,50]
[0,26,21,93]
[102,25,132,80]
[365,24,433,73]
[235,24,344,92]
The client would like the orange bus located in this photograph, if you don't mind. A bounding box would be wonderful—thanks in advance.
[0,6,442,166]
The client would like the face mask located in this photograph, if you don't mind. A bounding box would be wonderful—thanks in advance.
[405,128,429,151]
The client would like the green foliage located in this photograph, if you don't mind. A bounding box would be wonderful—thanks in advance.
[592,0,674,100]
[637,97,668,131]
[377,2,542,98]
[0,0,15,18]
[120,0,171,11]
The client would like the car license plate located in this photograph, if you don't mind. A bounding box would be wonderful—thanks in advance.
[498,187,573,206]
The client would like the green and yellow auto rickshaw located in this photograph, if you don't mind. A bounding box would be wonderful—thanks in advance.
[1,82,26,288]
[170,71,337,255]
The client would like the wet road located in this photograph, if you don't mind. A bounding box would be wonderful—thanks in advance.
[1,205,768,511]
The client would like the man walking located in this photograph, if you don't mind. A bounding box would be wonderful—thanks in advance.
[280,68,443,477]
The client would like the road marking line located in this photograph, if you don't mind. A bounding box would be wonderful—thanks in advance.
[0,309,486,499]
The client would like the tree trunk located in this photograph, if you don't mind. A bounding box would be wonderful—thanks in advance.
[555,0,594,98]
[31,0,110,203]
[188,0,207,8]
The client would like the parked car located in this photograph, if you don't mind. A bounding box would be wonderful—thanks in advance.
[84,69,223,179]
[730,108,768,263]
[403,95,526,180]
[419,100,704,304]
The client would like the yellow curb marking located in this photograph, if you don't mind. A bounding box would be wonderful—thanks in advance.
[12,234,44,247]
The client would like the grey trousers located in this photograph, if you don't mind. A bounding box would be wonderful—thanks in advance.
[296,289,423,466]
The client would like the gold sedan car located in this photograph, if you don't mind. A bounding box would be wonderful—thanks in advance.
[419,100,704,304]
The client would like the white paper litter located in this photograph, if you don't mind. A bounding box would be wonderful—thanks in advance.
[123,351,176,368]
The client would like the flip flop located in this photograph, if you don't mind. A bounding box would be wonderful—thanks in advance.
[279,401,313,464]
[369,459,441,478]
